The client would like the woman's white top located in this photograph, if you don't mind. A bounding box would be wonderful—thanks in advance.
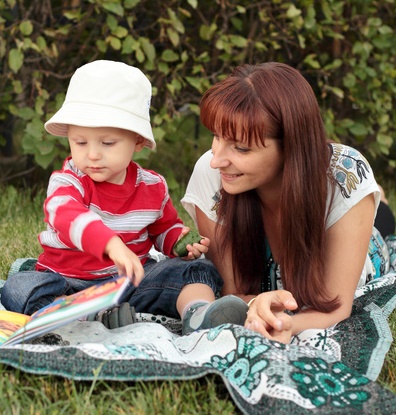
[181,143,381,288]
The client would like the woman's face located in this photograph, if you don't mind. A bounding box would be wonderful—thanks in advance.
[210,134,284,198]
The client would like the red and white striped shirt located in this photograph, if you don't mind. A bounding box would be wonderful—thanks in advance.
[36,157,184,279]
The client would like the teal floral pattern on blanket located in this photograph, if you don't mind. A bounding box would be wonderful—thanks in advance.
[291,358,370,410]
[1,256,396,414]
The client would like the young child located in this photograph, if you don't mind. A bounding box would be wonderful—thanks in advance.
[2,60,248,334]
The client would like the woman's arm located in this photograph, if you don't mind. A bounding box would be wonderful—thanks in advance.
[290,192,376,334]
[248,193,376,342]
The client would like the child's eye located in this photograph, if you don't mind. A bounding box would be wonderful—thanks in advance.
[76,141,87,146]
[103,141,115,146]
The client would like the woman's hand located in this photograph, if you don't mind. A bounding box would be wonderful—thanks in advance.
[245,290,298,344]
[174,227,210,260]
[105,236,144,285]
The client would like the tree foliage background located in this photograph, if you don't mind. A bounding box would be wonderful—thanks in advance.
[0,0,395,187]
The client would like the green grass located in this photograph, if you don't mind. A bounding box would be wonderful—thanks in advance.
[0,183,395,413]
[0,186,238,415]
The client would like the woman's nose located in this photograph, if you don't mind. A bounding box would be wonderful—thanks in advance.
[210,138,230,169]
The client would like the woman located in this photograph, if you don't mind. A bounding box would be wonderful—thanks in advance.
[181,62,381,344]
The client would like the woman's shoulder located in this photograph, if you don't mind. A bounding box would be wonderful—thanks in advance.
[328,143,377,198]
[181,150,221,225]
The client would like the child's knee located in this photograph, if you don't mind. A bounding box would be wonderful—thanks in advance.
[2,274,27,312]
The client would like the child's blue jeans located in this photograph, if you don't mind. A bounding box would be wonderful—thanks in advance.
[2,257,222,317]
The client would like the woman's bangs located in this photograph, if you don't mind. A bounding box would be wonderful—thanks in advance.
[201,99,269,147]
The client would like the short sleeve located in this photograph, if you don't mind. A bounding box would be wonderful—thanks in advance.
[326,144,381,229]
[181,150,221,227]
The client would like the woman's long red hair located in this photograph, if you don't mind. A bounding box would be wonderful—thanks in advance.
[200,62,339,312]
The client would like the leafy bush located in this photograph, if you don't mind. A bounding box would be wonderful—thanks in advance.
[0,0,395,182]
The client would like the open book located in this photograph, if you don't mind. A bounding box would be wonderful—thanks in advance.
[0,276,130,347]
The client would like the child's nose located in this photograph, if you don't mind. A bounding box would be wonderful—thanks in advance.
[88,146,101,160]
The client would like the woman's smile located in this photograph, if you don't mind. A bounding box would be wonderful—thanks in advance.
[220,171,243,181]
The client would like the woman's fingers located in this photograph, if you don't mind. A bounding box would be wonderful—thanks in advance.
[244,290,297,342]
[245,318,292,344]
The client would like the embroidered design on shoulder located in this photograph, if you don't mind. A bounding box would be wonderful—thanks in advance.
[329,144,370,199]
[211,190,221,212]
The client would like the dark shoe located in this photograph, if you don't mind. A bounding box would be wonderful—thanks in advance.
[86,302,136,329]
[182,295,248,335]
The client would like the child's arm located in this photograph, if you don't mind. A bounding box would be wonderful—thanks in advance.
[105,236,144,285]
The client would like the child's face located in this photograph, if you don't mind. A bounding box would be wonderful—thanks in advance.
[68,125,145,184]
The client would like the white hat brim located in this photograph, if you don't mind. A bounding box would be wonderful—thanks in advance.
[45,101,156,150]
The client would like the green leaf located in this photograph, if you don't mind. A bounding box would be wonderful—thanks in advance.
[286,4,301,18]
[106,14,118,31]
[167,8,185,33]
[324,59,342,70]
[152,127,166,141]
[37,140,55,156]
[304,5,316,29]
[303,54,320,69]
[102,2,124,17]
[113,26,128,38]
[96,39,107,53]
[5,0,16,8]
[12,80,23,94]
[21,135,37,152]
[377,133,393,147]
[166,83,175,95]
[63,10,82,21]
[372,36,392,50]
[122,35,135,54]
[161,49,179,62]
[199,23,217,41]
[378,114,389,126]
[25,118,44,139]
[167,27,180,47]
[230,35,247,48]
[124,0,141,7]
[297,34,306,49]
[8,49,24,73]
[339,118,355,128]
[158,62,170,75]
[35,148,58,169]
[135,47,144,63]
[187,0,197,9]
[108,36,121,50]
[36,36,47,51]
[139,37,156,62]
[185,76,204,92]
[348,123,368,136]
[19,20,33,36]
[378,25,393,35]
[326,85,344,99]
[14,106,36,120]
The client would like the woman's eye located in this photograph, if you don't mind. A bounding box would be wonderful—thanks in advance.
[234,145,250,153]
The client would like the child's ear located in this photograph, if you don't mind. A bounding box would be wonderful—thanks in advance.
[134,135,146,152]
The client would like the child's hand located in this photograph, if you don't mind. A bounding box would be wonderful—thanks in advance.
[173,227,210,260]
[105,236,144,286]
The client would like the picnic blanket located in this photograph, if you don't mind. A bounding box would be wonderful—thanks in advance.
[1,253,396,414]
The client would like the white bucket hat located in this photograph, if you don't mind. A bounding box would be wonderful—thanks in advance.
[44,60,156,150]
